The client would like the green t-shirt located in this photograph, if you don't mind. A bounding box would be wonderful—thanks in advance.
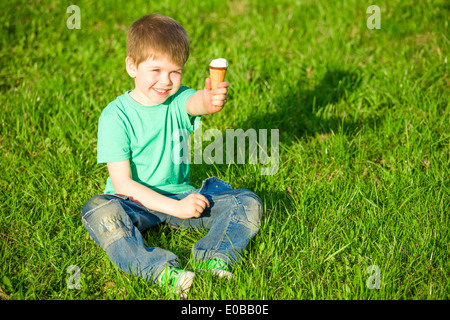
[97,86,200,195]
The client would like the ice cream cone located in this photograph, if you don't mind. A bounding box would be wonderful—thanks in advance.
[210,67,227,90]
[209,58,228,90]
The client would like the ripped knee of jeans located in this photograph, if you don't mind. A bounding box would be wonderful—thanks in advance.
[81,196,132,249]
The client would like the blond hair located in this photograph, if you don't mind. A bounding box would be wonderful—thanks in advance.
[127,14,190,67]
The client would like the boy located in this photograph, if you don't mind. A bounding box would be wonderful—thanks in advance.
[81,13,263,298]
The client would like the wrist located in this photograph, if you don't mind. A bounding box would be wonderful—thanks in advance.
[165,198,182,218]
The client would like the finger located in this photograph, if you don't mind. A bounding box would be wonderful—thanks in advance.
[204,78,212,91]
[197,194,210,207]
[194,199,206,212]
[196,198,209,210]
[216,81,230,89]
[212,88,228,96]
[193,208,202,218]
[195,204,204,215]
[211,99,227,107]
[214,86,228,92]
[211,94,227,101]
[190,194,208,209]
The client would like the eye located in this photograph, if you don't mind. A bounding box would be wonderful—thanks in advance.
[150,69,160,73]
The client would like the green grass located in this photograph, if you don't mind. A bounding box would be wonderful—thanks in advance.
[0,0,448,300]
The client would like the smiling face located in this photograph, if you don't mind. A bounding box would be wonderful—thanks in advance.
[126,55,183,106]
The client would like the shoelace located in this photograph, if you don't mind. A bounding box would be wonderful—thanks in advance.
[159,267,181,287]
[212,259,228,270]
[198,258,228,270]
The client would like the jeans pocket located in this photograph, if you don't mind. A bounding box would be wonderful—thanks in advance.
[199,176,233,194]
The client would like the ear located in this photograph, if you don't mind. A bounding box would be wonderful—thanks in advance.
[125,56,137,78]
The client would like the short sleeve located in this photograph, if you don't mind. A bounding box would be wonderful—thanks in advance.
[96,107,130,164]
[173,86,201,133]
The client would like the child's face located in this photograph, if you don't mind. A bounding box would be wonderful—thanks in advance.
[127,56,183,106]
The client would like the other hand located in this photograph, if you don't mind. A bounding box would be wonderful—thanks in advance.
[175,193,210,219]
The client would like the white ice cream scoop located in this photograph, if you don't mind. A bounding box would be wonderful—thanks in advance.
[209,58,228,68]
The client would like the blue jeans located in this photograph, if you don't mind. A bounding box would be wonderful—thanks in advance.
[81,177,263,283]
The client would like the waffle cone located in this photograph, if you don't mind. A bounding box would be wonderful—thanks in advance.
[209,67,227,90]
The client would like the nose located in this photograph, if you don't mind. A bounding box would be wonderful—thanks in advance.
[158,72,171,86]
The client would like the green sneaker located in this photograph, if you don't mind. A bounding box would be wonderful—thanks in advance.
[193,258,235,280]
[157,267,195,299]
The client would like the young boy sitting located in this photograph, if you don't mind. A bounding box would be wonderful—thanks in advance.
[81,13,263,298]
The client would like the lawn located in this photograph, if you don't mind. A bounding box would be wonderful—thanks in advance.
[0,0,448,300]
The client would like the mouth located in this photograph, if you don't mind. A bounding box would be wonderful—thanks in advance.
[152,88,171,95]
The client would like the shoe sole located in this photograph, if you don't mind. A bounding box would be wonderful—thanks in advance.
[175,271,195,299]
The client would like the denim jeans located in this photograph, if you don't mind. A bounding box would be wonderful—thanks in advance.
[81,177,263,283]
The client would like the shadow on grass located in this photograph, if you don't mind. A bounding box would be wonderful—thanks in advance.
[238,66,371,145]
